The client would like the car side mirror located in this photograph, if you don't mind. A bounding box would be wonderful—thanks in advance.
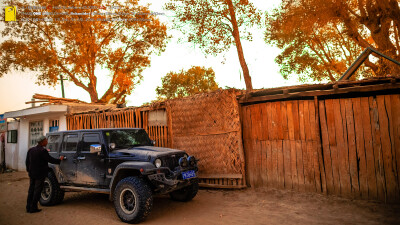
[90,144,102,155]
[109,143,116,150]
[151,140,156,146]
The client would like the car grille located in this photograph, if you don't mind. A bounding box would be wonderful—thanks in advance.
[162,154,183,170]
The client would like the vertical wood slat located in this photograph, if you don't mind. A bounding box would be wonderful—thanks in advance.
[303,101,312,191]
[377,95,399,201]
[291,101,300,191]
[248,106,256,187]
[286,102,294,189]
[337,99,352,197]
[351,98,369,199]
[309,100,320,192]
[298,101,306,191]
[385,95,400,201]
[369,97,386,201]
[252,105,261,187]
[271,140,279,188]
[314,97,326,193]
[390,95,400,192]
[324,99,341,195]
[344,99,360,197]
[360,97,378,199]
[283,140,292,189]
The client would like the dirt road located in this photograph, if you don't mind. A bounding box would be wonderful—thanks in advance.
[0,171,399,225]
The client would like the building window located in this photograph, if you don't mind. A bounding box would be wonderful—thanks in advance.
[29,121,43,147]
[7,130,17,143]
[49,119,59,132]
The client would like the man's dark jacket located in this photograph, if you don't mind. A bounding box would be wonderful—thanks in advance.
[25,145,61,179]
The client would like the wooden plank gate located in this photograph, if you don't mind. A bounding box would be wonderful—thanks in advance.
[240,91,400,202]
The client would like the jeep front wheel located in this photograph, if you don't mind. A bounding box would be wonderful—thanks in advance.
[169,178,199,202]
[113,177,153,224]
[39,172,65,206]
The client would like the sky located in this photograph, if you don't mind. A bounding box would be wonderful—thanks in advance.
[0,0,302,114]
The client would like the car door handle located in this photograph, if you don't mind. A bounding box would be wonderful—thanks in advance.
[77,156,86,160]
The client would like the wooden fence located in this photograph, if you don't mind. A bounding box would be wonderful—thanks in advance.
[67,108,170,148]
[319,96,399,201]
[241,99,322,192]
[241,94,400,202]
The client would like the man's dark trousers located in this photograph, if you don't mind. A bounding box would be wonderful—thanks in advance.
[26,177,45,212]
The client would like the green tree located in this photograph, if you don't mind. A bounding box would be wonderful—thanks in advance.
[265,0,400,82]
[156,66,219,99]
[0,0,168,103]
[165,0,262,90]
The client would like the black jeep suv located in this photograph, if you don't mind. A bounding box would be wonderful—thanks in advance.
[41,128,198,223]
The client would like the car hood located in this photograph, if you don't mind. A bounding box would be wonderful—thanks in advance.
[111,146,185,158]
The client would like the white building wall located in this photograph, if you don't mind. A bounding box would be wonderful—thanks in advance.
[59,115,67,131]
[18,118,30,171]
[16,112,66,171]
[5,121,19,170]
[0,132,5,168]
[4,104,97,171]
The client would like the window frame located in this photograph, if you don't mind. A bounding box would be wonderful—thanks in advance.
[61,133,79,153]
[81,133,101,153]
[47,134,61,153]
[7,130,17,143]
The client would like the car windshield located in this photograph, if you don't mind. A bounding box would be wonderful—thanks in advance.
[104,129,151,150]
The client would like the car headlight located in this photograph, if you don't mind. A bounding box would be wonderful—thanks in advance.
[188,156,196,166]
[179,157,188,167]
[155,158,162,168]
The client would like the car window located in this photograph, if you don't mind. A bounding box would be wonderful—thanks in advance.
[47,135,60,153]
[62,134,78,152]
[81,133,101,152]
[104,129,151,150]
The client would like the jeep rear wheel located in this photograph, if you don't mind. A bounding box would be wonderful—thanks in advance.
[169,178,199,202]
[39,172,64,206]
[113,177,153,224]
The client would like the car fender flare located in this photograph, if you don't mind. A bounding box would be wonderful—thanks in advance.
[109,161,155,200]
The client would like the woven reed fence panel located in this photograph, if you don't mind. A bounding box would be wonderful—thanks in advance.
[167,90,246,188]
[241,100,323,193]
[241,94,400,202]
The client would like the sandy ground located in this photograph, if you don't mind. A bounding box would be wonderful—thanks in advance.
[0,171,399,225]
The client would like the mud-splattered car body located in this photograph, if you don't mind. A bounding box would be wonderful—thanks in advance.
[42,128,199,223]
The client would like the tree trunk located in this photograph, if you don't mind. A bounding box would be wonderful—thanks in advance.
[226,0,253,91]
[88,88,99,103]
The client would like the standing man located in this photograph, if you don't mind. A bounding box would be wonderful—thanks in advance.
[25,136,64,213]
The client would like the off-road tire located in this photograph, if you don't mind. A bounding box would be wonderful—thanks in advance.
[39,172,65,206]
[113,177,153,224]
[169,178,199,202]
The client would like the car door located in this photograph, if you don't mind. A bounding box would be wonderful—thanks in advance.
[75,132,107,186]
[59,132,79,183]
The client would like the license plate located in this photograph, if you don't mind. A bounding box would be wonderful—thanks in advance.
[182,170,196,179]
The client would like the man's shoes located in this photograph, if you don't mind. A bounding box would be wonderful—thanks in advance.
[29,208,42,213]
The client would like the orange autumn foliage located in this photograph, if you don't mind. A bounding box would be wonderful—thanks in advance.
[156,66,219,99]
[265,0,400,82]
[0,0,168,103]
